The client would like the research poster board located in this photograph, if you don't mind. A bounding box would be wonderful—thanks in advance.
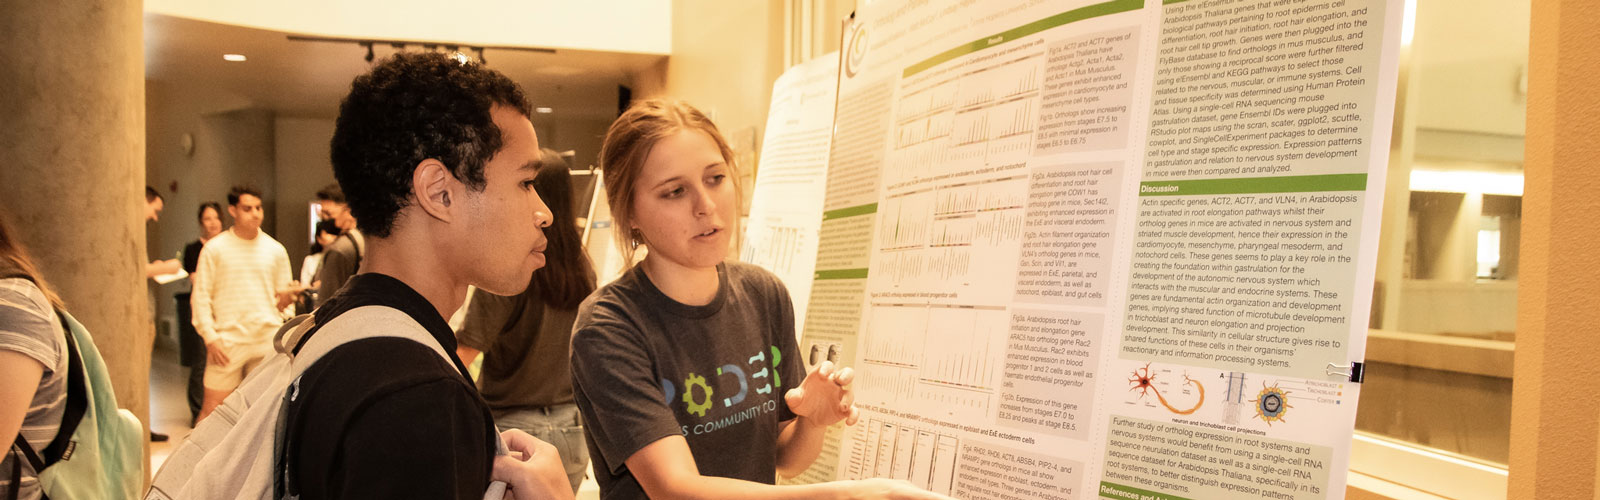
[743,51,842,339]
[791,0,1402,498]
[581,172,630,286]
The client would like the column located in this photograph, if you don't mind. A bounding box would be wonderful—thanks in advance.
[0,0,151,470]
[1509,0,1600,497]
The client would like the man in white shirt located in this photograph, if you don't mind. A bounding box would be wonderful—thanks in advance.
[190,185,297,421]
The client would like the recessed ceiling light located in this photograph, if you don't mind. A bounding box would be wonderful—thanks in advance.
[223,54,247,62]
[536,107,553,114]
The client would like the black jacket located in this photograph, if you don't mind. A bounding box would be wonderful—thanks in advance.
[281,273,496,499]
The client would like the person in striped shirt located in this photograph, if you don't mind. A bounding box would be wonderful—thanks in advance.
[190,185,298,422]
[0,205,68,500]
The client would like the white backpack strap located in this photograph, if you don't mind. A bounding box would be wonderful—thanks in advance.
[271,306,457,499]
[290,305,450,375]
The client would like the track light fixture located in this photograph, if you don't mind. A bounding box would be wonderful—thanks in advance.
[285,35,553,66]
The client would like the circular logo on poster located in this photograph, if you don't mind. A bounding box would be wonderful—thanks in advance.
[844,22,868,78]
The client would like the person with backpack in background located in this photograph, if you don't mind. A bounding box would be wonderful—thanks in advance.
[295,219,342,313]
[314,183,363,307]
[1,205,142,500]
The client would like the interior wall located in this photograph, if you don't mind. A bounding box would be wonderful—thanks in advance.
[532,113,618,170]
[631,0,787,153]
[145,79,276,333]
[1413,0,1531,136]
[273,117,338,276]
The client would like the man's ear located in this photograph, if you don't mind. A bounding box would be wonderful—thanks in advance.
[412,159,458,223]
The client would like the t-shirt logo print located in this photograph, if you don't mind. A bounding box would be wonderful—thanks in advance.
[665,346,785,418]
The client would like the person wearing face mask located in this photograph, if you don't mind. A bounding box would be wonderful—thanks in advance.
[174,201,223,425]
[570,100,952,500]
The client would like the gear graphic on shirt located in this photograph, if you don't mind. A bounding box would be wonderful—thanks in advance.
[682,373,714,417]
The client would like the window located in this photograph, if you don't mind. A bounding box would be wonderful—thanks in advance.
[1351,0,1526,496]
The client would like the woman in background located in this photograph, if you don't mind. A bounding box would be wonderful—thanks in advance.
[570,99,947,499]
[455,148,595,493]
[176,201,224,425]
[0,207,69,500]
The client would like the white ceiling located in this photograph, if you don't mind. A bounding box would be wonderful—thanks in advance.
[145,14,666,119]
[145,0,671,55]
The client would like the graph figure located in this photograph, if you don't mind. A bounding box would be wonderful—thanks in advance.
[847,418,960,495]
[742,225,805,275]
[922,307,1006,390]
[887,52,1046,189]
[861,306,928,366]
[935,175,1027,216]
[857,305,1004,420]
[877,193,934,251]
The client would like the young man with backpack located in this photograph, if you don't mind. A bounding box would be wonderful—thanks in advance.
[146,53,571,500]
[279,52,572,499]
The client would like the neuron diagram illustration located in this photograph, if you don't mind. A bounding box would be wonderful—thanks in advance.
[1127,363,1205,415]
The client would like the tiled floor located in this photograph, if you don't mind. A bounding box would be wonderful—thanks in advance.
[147,342,192,471]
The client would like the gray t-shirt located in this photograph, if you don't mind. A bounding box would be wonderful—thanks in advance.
[0,278,67,500]
[571,262,803,499]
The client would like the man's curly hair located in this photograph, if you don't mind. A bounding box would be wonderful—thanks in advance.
[330,52,533,238]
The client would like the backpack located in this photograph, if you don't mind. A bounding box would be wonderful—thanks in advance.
[7,309,145,500]
[143,305,507,500]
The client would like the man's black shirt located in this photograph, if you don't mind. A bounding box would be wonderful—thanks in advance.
[282,273,496,499]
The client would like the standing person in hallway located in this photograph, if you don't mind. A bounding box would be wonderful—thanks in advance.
[145,186,181,278]
[456,148,594,493]
[296,219,342,312]
[0,207,70,499]
[313,184,364,307]
[302,219,341,288]
[174,201,223,426]
[570,99,949,499]
[190,185,296,422]
[144,186,176,441]
[279,52,570,500]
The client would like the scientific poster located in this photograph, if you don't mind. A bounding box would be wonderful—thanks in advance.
[743,51,841,338]
[803,0,1403,498]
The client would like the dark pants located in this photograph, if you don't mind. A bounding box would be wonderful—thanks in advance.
[175,293,205,423]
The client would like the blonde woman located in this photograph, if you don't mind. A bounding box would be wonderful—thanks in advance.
[571,100,948,500]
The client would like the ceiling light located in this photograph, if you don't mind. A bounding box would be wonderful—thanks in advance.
[1410,169,1524,196]
[223,54,247,62]
[536,107,553,114]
